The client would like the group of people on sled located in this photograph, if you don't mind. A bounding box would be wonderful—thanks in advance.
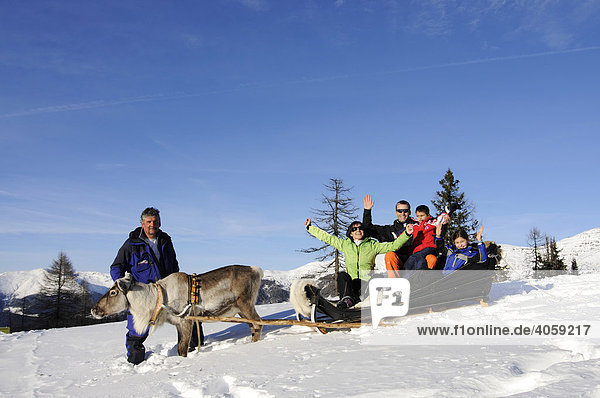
[304,194,490,309]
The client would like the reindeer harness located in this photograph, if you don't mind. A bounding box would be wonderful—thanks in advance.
[148,273,202,326]
[148,284,165,326]
[188,273,201,306]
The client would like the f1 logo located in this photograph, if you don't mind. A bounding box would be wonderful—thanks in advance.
[369,278,410,329]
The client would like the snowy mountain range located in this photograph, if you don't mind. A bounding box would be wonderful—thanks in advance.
[1,228,599,308]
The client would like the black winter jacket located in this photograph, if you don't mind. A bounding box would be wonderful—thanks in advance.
[362,208,415,257]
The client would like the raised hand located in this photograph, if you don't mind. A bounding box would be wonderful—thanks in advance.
[436,220,443,237]
[405,223,414,235]
[363,194,374,210]
[304,218,312,228]
[476,225,484,242]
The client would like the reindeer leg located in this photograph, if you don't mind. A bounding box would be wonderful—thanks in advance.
[175,319,193,357]
[237,301,262,342]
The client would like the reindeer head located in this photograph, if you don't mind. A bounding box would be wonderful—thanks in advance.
[91,273,134,318]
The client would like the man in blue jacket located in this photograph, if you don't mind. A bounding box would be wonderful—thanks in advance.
[110,207,201,364]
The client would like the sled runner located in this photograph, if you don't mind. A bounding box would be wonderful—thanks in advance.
[289,280,370,333]
[303,283,364,322]
[298,283,366,333]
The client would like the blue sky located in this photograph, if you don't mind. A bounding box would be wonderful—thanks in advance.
[1,0,599,274]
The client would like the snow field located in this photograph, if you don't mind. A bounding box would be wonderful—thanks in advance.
[2,274,600,397]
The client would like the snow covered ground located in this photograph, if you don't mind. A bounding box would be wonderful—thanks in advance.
[2,272,600,397]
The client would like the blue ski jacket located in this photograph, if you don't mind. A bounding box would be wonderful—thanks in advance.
[110,227,179,283]
[442,242,487,275]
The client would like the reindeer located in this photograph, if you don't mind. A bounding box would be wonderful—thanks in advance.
[92,265,263,357]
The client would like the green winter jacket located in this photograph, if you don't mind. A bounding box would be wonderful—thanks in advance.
[307,225,411,281]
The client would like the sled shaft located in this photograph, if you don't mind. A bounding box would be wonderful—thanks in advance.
[187,315,365,329]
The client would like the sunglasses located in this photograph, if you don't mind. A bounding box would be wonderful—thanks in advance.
[350,226,365,232]
[396,209,410,213]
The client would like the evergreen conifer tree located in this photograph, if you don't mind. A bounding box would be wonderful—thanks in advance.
[431,168,479,239]
[38,252,81,328]
[538,236,565,270]
[571,258,579,274]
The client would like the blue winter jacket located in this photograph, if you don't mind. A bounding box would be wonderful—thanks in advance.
[110,227,179,283]
[442,242,488,275]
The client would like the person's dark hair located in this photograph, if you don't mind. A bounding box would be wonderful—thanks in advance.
[452,229,469,243]
[346,221,363,239]
[141,207,160,222]
[396,200,411,211]
[415,205,430,215]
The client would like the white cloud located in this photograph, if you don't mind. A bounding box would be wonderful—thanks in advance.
[398,0,599,50]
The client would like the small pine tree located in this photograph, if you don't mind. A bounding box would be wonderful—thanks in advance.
[538,236,566,271]
[431,168,479,239]
[38,252,81,328]
[528,227,544,271]
[571,258,579,274]
[300,178,358,293]
[549,238,565,270]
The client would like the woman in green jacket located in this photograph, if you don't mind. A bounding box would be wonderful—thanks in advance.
[304,218,413,308]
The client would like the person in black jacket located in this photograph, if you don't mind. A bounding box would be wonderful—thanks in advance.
[362,195,416,277]
[110,207,202,365]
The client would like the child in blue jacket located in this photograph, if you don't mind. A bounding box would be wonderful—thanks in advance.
[435,224,488,275]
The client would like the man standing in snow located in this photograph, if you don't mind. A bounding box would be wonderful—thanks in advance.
[110,207,202,365]
[362,195,416,277]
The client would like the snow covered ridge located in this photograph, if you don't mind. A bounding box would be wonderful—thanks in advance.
[1,228,599,302]
[0,269,114,303]
[497,227,600,280]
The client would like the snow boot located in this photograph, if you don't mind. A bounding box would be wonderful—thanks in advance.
[126,334,146,365]
[336,296,355,309]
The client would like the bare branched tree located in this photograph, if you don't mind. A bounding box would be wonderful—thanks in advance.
[300,178,358,292]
